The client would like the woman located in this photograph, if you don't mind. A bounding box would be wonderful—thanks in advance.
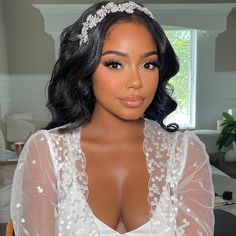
[10,1,215,235]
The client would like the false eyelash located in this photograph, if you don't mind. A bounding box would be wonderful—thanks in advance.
[103,59,160,68]
[143,60,160,69]
[103,59,123,67]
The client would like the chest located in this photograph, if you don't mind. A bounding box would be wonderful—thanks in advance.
[82,140,150,212]
[84,140,147,180]
[80,139,152,229]
[51,122,184,235]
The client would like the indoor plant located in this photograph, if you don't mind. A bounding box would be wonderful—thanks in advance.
[217,112,236,151]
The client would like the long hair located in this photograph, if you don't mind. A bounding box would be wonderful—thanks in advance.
[46,1,179,132]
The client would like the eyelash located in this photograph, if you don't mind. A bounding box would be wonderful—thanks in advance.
[143,61,159,70]
[104,59,123,69]
[103,60,159,70]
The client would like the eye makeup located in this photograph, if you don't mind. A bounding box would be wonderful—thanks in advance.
[103,58,123,69]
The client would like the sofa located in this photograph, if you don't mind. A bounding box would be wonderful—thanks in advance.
[0,113,47,224]
[193,129,236,178]
[0,113,47,151]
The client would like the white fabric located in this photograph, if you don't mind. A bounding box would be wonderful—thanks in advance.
[10,119,215,236]
[94,215,152,235]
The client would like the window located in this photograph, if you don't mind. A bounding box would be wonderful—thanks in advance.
[164,29,197,129]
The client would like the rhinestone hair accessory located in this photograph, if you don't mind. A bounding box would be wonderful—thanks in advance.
[77,1,155,45]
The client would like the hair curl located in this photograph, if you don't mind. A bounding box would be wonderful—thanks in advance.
[46,1,179,132]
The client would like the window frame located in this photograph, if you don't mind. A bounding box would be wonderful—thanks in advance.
[164,28,197,129]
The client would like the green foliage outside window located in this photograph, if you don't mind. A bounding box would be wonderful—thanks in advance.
[165,30,196,128]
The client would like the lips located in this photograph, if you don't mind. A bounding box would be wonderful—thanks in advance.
[118,96,145,108]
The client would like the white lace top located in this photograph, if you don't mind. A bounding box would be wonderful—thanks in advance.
[10,119,215,236]
[94,214,152,235]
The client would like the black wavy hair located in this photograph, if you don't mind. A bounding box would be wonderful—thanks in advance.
[46,1,179,132]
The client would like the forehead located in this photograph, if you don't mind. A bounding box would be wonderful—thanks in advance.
[103,22,157,52]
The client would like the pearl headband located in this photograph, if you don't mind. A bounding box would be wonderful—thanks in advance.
[77,1,155,46]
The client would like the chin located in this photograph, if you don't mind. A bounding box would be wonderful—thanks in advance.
[117,112,144,121]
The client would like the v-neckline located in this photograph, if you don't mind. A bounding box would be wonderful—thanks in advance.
[93,213,152,235]
[75,118,168,234]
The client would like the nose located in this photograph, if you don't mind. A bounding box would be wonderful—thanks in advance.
[126,68,143,89]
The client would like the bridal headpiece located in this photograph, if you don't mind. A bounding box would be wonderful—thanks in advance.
[77,1,155,45]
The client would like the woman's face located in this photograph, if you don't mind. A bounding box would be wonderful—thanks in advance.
[92,22,159,121]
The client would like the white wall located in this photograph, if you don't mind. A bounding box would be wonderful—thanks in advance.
[0,0,11,119]
[0,74,50,121]
[153,4,236,129]
[34,3,236,129]
[9,75,51,121]
[1,3,236,127]
[196,31,236,129]
[0,0,8,74]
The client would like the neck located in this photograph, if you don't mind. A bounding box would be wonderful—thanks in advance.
[83,107,144,142]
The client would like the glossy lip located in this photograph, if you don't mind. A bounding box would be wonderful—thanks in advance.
[118,96,145,108]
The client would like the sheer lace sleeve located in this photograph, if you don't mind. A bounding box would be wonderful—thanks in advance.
[10,131,58,236]
[176,132,215,236]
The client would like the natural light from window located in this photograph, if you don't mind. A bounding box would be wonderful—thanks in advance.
[164,29,197,129]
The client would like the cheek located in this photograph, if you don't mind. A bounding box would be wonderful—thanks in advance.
[144,72,159,96]
[92,67,121,96]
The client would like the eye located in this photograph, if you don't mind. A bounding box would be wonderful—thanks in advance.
[104,60,123,69]
[143,61,159,70]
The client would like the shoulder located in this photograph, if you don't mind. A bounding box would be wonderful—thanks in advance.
[171,128,208,166]
[145,118,206,150]
[175,130,210,181]
[144,118,182,146]
[26,124,78,145]
[181,130,207,158]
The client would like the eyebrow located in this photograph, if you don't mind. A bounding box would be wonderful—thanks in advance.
[101,50,158,58]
